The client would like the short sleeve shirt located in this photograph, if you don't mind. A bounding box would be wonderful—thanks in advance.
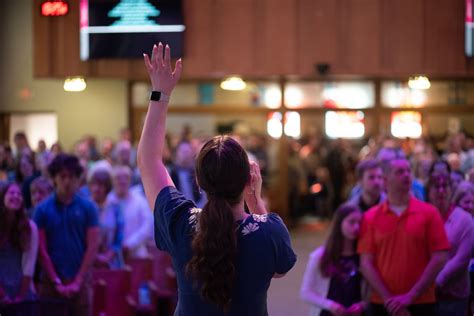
[34,193,99,280]
[357,197,450,304]
[154,186,297,316]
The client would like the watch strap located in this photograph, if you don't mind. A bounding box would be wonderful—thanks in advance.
[150,91,170,102]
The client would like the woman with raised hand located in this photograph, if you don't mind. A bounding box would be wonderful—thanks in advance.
[138,43,296,315]
[301,203,368,316]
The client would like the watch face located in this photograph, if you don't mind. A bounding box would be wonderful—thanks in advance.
[150,91,162,101]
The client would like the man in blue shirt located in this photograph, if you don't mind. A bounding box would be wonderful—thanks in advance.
[34,154,99,316]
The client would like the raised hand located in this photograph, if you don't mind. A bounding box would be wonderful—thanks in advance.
[249,161,262,199]
[244,161,266,215]
[143,43,182,95]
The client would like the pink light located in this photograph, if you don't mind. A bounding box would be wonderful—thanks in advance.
[80,0,89,28]
[467,0,472,23]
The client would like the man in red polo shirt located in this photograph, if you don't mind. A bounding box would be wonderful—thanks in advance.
[358,158,450,316]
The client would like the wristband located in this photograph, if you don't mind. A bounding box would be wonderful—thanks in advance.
[150,91,170,102]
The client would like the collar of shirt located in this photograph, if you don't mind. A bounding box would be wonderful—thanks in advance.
[53,192,80,207]
[382,196,415,218]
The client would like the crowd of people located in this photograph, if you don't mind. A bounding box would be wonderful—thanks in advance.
[1,43,474,316]
[1,126,474,315]
[0,129,158,315]
[301,139,474,316]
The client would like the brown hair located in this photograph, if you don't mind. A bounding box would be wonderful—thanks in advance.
[88,168,113,194]
[355,159,380,180]
[0,183,31,251]
[186,136,250,311]
[320,203,361,277]
[31,176,54,194]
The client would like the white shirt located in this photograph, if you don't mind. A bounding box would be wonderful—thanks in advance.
[105,191,153,259]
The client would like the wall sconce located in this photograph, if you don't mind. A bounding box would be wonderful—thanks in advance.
[63,77,86,92]
[408,76,430,90]
[220,77,246,91]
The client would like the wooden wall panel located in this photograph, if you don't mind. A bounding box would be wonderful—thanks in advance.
[297,0,338,76]
[212,0,257,75]
[423,0,466,75]
[255,0,298,75]
[128,60,148,80]
[54,2,89,76]
[32,0,474,78]
[33,0,53,76]
[338,0,381,75]
[181,0,213,78]
[0,114,10,144]
[380,0,423,75]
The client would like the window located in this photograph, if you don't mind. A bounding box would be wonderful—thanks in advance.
[325,111,365,139]
[284,81,374,109]
[391,111,422,139]
[10,113,58,150]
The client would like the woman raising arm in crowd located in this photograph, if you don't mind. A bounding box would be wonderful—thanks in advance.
[137,43,296,315]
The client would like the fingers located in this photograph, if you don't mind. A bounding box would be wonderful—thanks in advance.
[385,301,400,315]
[151,44,157,68]
[164,44,171,72]
[249,161,258,172]
[148,43,182,74]
[250,162,261,180]
[157,42,164,67]
[173,58,183,81]
[143,54,153,73]
[253,161,261,174]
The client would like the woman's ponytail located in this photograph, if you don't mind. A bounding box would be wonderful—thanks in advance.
[187,194,237,310]
[186,135,250,312]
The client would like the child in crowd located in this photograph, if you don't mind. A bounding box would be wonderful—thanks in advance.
[88,167,124,268]
[28,176,54,218]
[301,203,367,316]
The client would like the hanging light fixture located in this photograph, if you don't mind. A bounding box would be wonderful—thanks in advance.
[220,76,246,91]
[63,77,87,92]
[408,76,431,90]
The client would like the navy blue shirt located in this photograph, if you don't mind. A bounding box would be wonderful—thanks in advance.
[34,193,99,280]
[154,186,297,316]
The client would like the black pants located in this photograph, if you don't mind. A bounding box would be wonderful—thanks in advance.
[370,303,435,316]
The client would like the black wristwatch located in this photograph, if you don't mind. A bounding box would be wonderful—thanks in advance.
[150,91,170,102]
